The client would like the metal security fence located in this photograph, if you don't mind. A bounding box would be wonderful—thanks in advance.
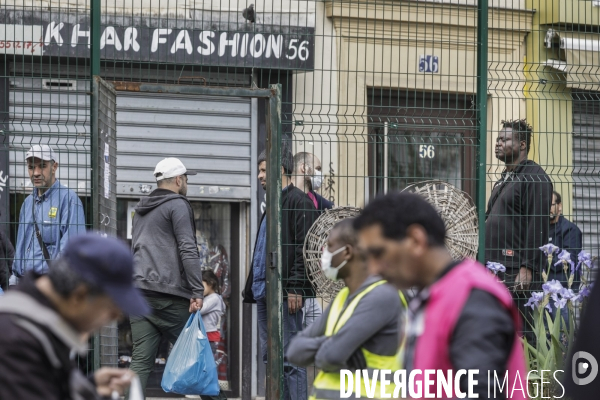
[2,0,599,398]
[1,2,119,372]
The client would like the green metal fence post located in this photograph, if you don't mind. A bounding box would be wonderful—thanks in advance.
[266,84,283,400]
[90,0,101,77]
[476,0,489,264]
[90,0,101,371]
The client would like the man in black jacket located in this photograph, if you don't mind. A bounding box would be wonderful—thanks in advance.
[548,190,582,322]
[485,119,553,337]
[243,146,318,400]
[0,225,15,290]
[0,232,149,400]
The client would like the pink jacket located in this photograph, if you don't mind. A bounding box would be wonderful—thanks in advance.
[412,259,528,400]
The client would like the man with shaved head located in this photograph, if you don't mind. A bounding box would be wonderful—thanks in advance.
[292,152,333,212]
[287,219,405,400]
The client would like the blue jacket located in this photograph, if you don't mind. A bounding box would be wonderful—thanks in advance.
[548,216,583,278]
[13,180,86,276]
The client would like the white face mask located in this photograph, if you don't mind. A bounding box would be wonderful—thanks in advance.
[311,170,323,191]
[321,245,348,281]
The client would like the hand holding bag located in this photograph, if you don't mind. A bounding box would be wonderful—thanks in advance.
[161,311,220,395]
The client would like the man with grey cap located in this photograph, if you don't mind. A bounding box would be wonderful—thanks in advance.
[129,157,205,395]
[12,145,85,281]
[0,232,150,400]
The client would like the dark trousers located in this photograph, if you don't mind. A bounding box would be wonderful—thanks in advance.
[257,297,307,400]
[129,295,191,397]
[200,342,228,400]
[501,270,537,344]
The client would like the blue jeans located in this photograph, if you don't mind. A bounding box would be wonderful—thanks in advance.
[257,297,308,400]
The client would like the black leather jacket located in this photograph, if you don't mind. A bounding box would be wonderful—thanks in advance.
[243,184,318,303]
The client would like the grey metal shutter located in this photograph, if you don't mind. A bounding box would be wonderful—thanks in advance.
[572,90,600,258]
[115,91,254,201]
[8,77,91,194]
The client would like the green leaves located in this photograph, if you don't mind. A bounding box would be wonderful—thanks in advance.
[523,296,578,399]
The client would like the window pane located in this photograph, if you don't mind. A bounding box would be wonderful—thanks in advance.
[387,130,462,191]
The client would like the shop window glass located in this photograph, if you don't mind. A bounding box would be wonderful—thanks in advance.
[116,199,234,394]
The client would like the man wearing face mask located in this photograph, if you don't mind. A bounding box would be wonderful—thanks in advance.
[292,152,334,212]
[287,219,405,400]
[292,152,333,328]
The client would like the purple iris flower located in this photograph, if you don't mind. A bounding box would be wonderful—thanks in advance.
[579,285,592,299]
[554,297,568,309]
[486,262,506,275]
[554,249,574,271]
[540,244,560,256]
[560,288,576,300]
[524,291,544,309]
[576,251,594,272]
[542,280,564,295]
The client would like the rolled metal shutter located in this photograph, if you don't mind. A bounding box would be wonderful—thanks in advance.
[9,77,91,194]
[115,91,254,201]
[572,90,600,260]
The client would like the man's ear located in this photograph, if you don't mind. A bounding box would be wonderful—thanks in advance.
[52,161,59,174]
[344,244,354,260]
[406,224,428,256]
[302,163,312,175]
[520,140,527,152]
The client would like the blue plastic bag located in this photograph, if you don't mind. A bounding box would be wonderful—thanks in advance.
[161,312,220,395]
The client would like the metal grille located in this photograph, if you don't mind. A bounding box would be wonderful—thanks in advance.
[93,76,117,237]
[2,0,600,397]
[93,76,118,368]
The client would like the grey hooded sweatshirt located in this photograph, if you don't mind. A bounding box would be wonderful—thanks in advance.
[132,188,204,299]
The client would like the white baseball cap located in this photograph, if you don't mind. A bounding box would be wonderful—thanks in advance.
[26,145,57,161]
[153,158,197,181]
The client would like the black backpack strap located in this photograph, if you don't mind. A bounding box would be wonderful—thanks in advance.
[32,198,52,264]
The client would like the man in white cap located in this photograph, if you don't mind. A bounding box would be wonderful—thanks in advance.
[129,157,205,395]
[12,145,85,281]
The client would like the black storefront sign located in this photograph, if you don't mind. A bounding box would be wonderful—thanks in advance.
[1,13,315,70]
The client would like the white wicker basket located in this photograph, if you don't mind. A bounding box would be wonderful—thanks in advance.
[402,180,479,260]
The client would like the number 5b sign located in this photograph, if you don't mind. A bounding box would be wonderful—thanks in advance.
[419,55,439,73]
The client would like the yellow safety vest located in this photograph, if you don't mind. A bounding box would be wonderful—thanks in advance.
[309,281,408,400]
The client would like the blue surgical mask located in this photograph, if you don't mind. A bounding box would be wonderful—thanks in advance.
[311,170,323,191]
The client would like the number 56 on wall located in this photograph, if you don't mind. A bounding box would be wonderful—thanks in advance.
[419,145,436,159]
[419,55,439,73]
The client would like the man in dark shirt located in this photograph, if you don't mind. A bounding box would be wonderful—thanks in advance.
[243,145,318,400]
[548,190,582,322]
[354,192,524,400]
[485,119,553,337]
[548,190,582,285]
[0,226,15,290]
